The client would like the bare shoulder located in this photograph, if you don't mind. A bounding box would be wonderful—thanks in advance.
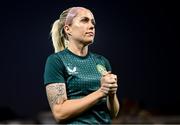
[46,83,67,109]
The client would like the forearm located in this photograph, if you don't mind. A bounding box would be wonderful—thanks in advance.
[107,94,120,118]
[53,89,104,122]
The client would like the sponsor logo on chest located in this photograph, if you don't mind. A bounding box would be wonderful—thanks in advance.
[67,66,78,75]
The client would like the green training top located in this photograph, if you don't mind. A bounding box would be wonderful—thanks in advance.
[44,48,112,124]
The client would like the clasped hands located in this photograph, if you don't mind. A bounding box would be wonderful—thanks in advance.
[99,71,118,96]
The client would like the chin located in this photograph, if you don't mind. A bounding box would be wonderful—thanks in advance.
[84,40,94,45]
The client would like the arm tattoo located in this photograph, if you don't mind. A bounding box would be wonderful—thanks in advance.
[46,83,67,109]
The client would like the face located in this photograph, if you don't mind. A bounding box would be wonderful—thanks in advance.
[64,8,95,45]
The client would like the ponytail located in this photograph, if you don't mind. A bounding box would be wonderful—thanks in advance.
[50,8,71,53]
[50,19,65,53]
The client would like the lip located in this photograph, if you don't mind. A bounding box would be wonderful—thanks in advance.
[86,32,94,36]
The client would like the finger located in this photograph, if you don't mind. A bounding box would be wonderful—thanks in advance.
[113,75,117,80]
[102,83,112,88]
[103,71,111,76]
[103,83,118,89]
[104,74,117,81]
[109,91,116,94]
[109,88,117,91]
[109,84,112,88]
[109,74,117,81]
[109,84,118,88]
[105,79,117,83]
[101,87,110,94]
[103,76,116,83]
[102,87,110,91]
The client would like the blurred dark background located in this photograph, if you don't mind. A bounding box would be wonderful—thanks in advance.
[0,0,179,123]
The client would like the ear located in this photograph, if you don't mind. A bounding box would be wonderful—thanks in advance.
[64,25,71,36]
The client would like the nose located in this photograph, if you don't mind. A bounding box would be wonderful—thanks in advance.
[89,22,95,30]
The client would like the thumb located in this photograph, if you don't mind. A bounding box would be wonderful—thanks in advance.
[103,71,111,76]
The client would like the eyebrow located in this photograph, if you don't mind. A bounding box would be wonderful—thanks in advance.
[80,16,96,24]
[80,16,95,21]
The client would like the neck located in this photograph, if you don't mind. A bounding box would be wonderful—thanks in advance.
[67,41,88,57]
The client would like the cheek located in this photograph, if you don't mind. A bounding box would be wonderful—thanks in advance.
[74,27,85,36]
[71,23,87,37]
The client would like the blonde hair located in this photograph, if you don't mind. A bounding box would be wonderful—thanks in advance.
[50,8,71,53]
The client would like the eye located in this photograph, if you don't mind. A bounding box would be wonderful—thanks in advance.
[80,17,96,26]
[91,20,96,26]
[81,17,89,23]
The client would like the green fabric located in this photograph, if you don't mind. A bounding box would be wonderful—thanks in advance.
[44,48,112,124]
